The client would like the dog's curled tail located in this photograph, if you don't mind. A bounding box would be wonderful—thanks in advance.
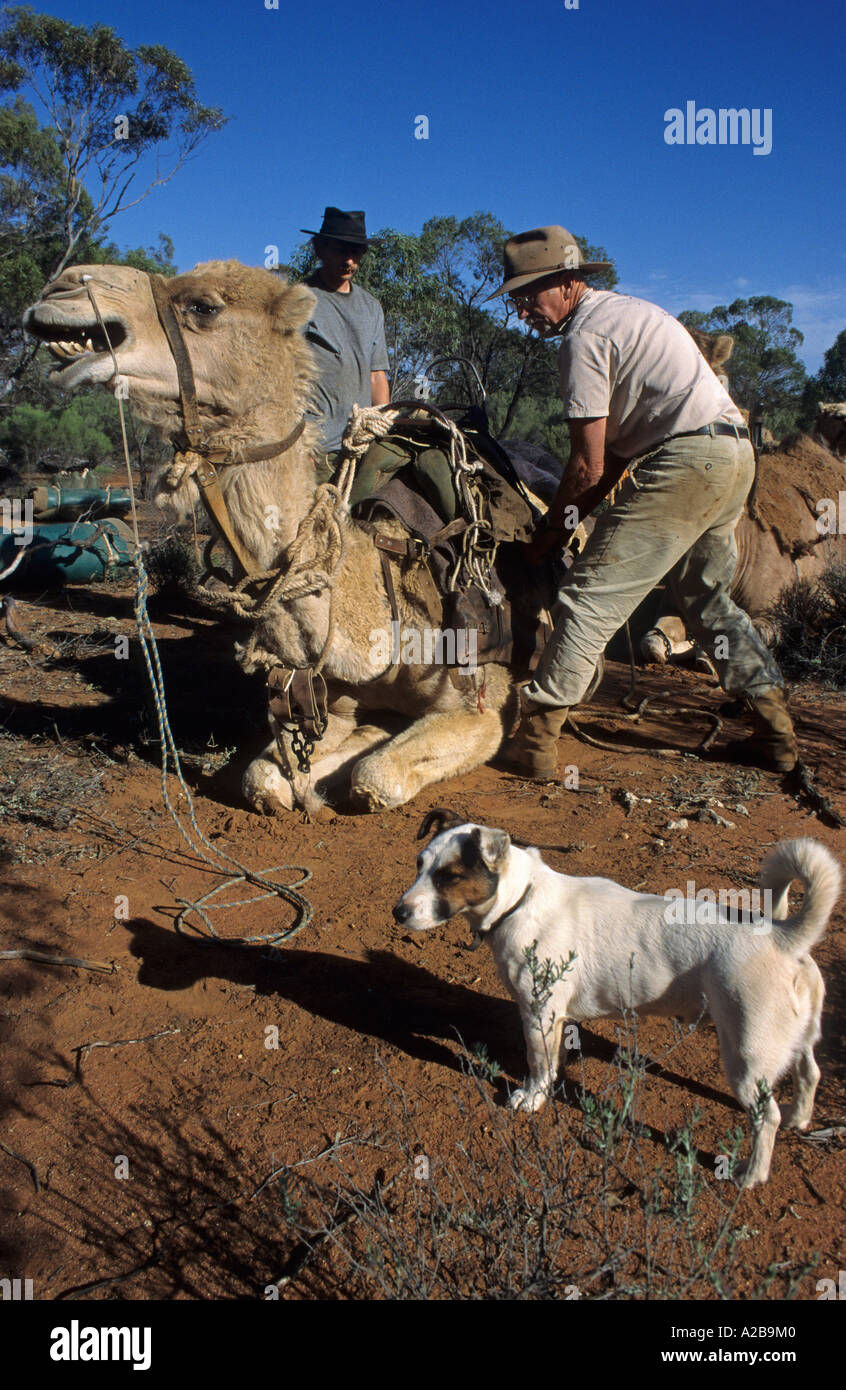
[760,838,842,955]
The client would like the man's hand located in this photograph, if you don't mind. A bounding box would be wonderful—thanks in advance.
[522,520,574,568]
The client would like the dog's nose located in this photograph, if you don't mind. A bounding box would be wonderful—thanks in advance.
[393,901,411,925]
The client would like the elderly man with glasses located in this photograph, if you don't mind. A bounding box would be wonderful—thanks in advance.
[490,225,796,779]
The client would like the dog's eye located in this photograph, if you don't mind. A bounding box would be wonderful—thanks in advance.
[433,869,457,889]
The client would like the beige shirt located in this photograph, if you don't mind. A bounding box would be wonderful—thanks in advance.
[558,289,744,460]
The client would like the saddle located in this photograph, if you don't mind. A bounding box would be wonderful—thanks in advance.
[348,408,553,674]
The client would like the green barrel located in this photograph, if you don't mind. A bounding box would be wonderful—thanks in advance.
[30,485,133,521]
[0,520,134,588]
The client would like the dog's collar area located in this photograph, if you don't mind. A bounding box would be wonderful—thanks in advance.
[471,882,532,948]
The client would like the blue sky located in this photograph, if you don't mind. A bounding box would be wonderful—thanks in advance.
[16,0,846,370]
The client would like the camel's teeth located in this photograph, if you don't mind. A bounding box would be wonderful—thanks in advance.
[84,338,94,351]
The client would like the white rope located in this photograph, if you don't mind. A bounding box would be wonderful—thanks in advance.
[340,403,399,459]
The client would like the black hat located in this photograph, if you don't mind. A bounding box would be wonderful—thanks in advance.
[299,207,380,246]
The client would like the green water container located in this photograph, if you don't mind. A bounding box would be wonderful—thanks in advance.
[0,519,134,588]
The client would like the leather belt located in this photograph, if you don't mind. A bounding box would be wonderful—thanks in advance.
[669,422,750,443]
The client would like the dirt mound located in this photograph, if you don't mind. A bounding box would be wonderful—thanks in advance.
[753,434,845,550]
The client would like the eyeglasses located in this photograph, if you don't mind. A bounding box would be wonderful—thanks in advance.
[504,291,537,313]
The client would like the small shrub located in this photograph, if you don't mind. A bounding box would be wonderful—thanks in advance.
[143,534,199,594]
[770,561,846,687]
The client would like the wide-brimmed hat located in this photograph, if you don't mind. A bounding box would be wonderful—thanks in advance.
[299,207,380,246]
[486,226,612,300]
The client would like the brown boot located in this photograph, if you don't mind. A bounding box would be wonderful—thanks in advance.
[724,688,798,773]
[500,704,570,779]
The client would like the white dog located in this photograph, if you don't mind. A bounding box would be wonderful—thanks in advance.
[393,810,842,1186]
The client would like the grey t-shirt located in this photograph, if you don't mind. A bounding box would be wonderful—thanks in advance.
[558,288,744,459]
[303,274,389,452]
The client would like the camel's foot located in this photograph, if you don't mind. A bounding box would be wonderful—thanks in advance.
[349,762,409,812]
[242,753,297,816]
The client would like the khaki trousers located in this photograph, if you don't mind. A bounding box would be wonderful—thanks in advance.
[524,433,783,710]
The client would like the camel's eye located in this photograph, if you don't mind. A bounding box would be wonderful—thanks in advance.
[186,300,221,318]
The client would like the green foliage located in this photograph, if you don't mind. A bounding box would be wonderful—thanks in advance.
[815,327,846,400]
[0,395,113,469]
[0,5,227,277]
[797,327,846,430]
[678,297,807,434]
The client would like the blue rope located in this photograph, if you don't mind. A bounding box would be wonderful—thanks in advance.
[133,550,313,946]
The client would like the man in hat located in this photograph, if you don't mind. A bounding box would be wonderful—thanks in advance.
[489,225,796,778]
[299,207,390,474]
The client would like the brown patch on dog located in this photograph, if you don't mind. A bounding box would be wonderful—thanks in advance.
[431,833,499,921]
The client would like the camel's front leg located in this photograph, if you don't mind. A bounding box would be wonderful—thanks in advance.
[349,706,507,812]
[242,710,394,817]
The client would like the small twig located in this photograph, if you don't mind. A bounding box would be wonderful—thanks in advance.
[251,1133,367,1200]
[270,1167,404,1291]
[787,759,846,828]
[0,1138,41,1192]
[0,949,117,974]
[73,1026,181,1080]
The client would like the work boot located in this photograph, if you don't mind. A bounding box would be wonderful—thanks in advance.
[500,703,570,780]
[723,688,798,773]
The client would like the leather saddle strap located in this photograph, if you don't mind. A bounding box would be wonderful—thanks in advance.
[374,533,442,628]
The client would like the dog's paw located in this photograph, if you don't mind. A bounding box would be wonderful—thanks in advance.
[508,1087,547,1114]
[779,1104,812,1132]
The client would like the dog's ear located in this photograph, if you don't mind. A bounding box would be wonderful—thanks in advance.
[471,826,511,870]
[416,808,464,842]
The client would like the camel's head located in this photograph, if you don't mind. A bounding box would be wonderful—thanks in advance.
[24,261,317,442]
[686,328,735,390]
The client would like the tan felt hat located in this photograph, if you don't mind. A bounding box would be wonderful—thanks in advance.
[486,225,612,300]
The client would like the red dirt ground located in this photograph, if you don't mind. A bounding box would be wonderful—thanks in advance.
[1,565,844,1302]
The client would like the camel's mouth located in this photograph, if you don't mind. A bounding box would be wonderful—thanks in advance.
[24,309,130,378]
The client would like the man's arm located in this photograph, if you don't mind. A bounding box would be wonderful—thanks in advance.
[525,417,628,563]
[370,370,390,406]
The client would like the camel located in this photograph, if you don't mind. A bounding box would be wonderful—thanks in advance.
[641,331,846,667]
[24,261,541,816]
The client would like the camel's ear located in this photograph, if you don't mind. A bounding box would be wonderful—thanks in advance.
[273,282,316,335]
[710,334,735,368]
